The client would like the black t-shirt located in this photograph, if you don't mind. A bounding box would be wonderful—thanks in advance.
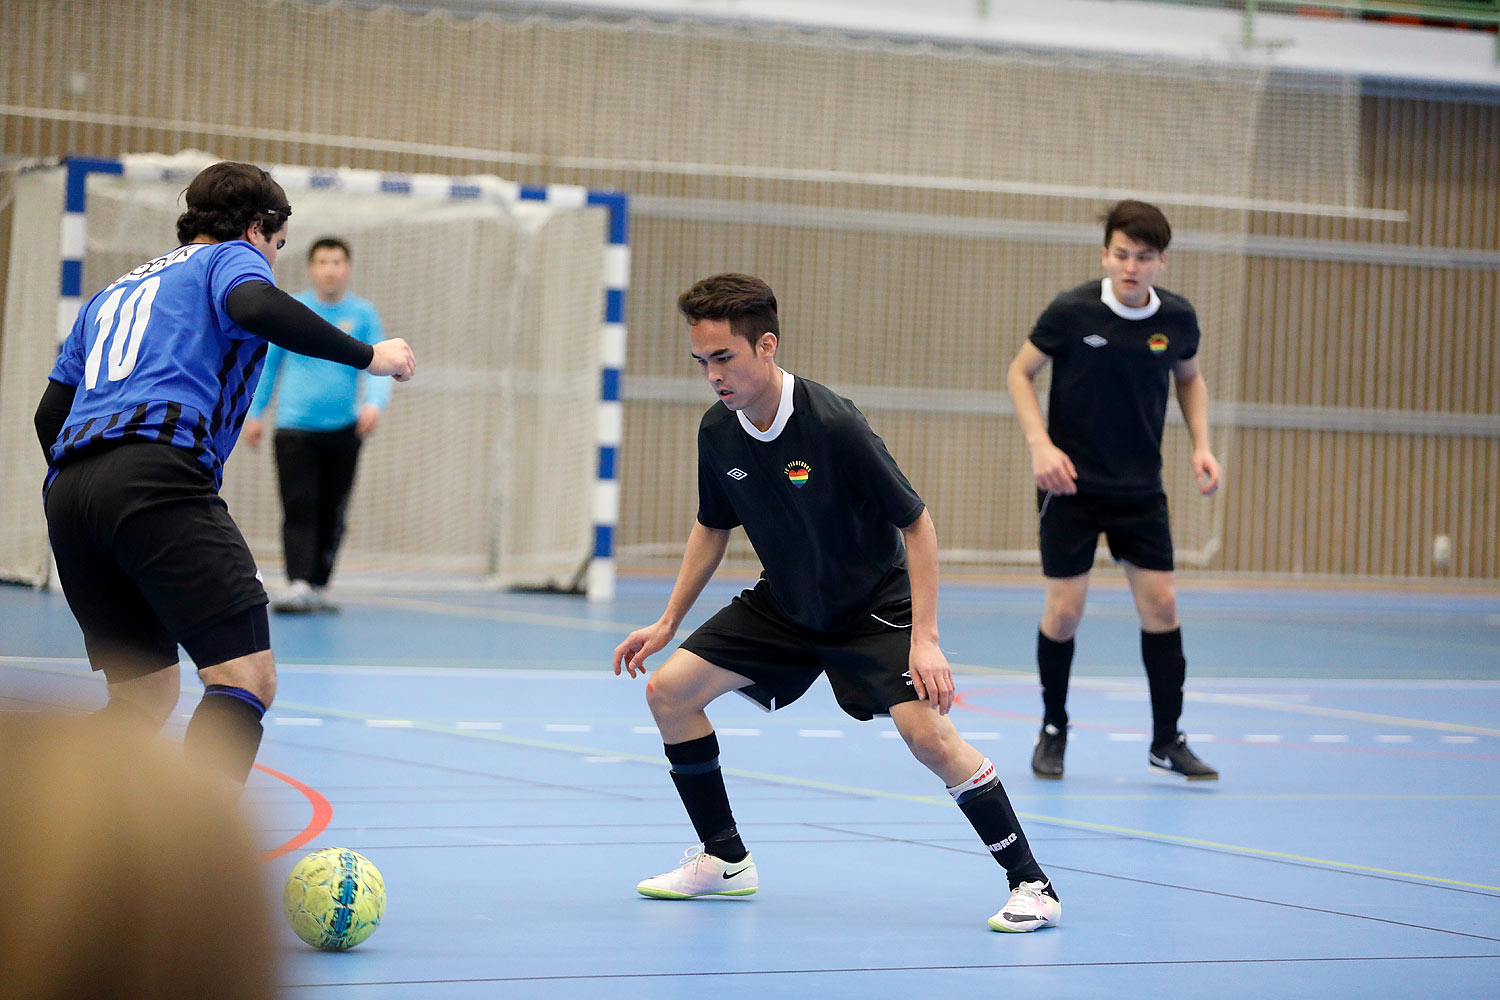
[1029,279,1201,495]
[696,373,926,632]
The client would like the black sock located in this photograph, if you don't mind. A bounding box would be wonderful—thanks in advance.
[949,759,1047,889]
[1142,628,1186,749]
[1037,630,1075,729]
[664,733,746,862]
[183,685,266,786]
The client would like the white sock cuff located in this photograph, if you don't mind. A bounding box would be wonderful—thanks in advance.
[947,757,998,802]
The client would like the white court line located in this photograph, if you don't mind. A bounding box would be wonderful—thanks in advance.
[274,717,323,727]
[631,725,659,735]
[798,729,844,738]
[1375,734,1414,743]
[1442,735,1479,744]
[544,723,592,733]
[1185,691,1500,738]
[353,594,639,633]
[1244,734,1284,743]
[1185,733,1216,743]
[1311,734,1349,743]
[456,721,504,730]
[880,730,904,740]
[958,732,1000,741]
[367,719,414,728]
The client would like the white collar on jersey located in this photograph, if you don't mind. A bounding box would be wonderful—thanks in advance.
[1100,278,1162,320]
[736,369,796,442]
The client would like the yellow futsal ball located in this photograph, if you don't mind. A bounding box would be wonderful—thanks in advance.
[283,848,386,950]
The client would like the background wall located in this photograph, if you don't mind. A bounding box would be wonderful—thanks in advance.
[3,0,1495,582]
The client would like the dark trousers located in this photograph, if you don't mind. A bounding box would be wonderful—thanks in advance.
[273,425,362,587]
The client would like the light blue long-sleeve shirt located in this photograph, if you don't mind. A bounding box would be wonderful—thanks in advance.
[248,290,391,431]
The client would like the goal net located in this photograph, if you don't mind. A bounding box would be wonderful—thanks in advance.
[0,152,622,596]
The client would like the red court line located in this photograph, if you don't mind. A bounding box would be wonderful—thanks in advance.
[253,762,333,863]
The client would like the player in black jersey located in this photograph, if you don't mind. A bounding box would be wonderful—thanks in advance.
[1007,200,1221,782]
[613,274,1059,932]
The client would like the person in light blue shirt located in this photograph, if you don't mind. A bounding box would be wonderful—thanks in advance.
[245,237,392,613]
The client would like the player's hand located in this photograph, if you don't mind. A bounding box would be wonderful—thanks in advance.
[1192,447,1222,496]
[1031,440,1078,495]
[242,419,263,448]
[908,638,955,715]
[356,404,381,437]
[367,338,415,382]
[613,621,674,678]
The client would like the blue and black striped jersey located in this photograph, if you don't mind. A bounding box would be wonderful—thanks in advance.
[47,241,275,489]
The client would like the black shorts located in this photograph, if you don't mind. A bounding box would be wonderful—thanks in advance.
[45,443,270,682]
[1037,489,1174,578]
[678,583,919,722]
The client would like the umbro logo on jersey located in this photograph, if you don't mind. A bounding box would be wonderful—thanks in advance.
[1083,334,1108,348]
[727,468,748,480]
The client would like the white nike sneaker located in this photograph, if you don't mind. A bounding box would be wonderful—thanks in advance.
[636,846,758,899]
[988,880,1061,932]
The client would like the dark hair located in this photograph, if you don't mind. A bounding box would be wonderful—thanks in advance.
[1102,199,1171,254]
[174,162,291,245]
[307,236,351,263]
[676,273,780,348]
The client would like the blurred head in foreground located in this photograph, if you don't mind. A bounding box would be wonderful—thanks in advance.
[0,714,275,1000]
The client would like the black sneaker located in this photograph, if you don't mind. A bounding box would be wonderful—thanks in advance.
[1149,732,1219,781]
[1031,723,1067,779]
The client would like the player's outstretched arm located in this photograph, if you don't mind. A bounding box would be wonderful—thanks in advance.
[1007,342,1077,495]
[900,508,955,714]
[613,522,729,678]
[1173,358,1221,495]
[225,280,386,372]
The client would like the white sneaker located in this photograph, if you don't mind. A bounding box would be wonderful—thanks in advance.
[636,846,758,899]
[988,880,1061,932]
[310,586,340,614]
[273,580,316,614]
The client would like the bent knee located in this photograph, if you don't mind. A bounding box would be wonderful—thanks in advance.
[899,717,962,770]
[198,650,277,708]
[1140,592,1178,630]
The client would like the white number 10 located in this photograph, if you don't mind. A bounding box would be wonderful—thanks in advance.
[84,276,160,390]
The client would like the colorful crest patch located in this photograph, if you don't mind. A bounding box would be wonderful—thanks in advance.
[1147,333,1169,354]
[784,460,811,488]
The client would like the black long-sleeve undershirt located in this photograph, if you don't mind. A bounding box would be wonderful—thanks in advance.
[34,279,377,459]
[33,378,76,458]
[224,280,375,369]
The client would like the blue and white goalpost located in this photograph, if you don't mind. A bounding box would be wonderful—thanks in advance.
[52,153,627,601]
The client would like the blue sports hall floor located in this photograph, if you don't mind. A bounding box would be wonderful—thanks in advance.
[3,575,1498,999]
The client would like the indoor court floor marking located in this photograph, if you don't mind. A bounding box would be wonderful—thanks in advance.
[257,691,1500,894]
[6,655,1499,895]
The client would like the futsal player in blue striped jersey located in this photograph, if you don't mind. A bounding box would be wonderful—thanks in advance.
[33,161,415,785]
